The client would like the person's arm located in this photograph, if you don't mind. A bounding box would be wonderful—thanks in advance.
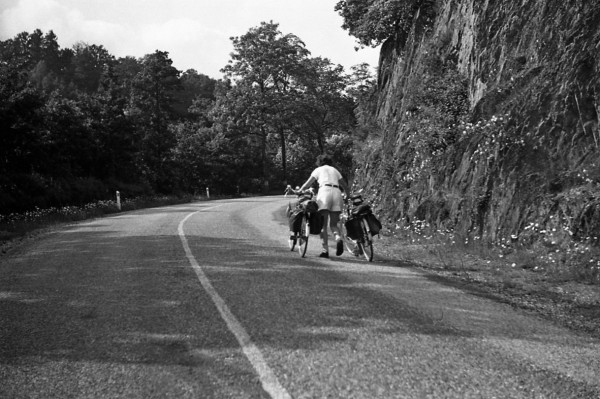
[298,176,316,192]
[338,177,349,195]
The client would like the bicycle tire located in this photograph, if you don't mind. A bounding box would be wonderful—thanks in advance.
[358,218,374,262]
[298,214,309,257]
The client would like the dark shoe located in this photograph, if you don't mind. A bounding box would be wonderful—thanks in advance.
[336,240,344,256]
[319,252,329,258]
[288,235,297,249]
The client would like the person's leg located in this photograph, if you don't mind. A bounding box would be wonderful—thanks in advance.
[319,210,330,254]
[330,211,344,255]
[329,211,342,240]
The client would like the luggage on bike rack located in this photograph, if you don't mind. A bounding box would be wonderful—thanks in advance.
[288,208,303,233]
[348,201,383,236]
[297,198,323,235]
[366,213,382,235]
[345,215,363,240]
[352,203,372,216]
[303,199,319,214]
[288,197,323,235]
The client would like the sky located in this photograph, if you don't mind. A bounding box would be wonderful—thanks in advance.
[0,0,380,79]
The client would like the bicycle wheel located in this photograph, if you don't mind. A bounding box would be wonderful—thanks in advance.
[297,214,309,257]
[357,218,374,262]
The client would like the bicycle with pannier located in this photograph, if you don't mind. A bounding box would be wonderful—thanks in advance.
[340,194,382,262]
[285,186,323,258]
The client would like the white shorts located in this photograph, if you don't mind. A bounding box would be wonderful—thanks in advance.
[316,186,343,212]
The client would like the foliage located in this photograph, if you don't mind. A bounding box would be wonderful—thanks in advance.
[335,0,436,47]
[218,22,359,190]
[389,214,600,284]
[174,69,216,118]
[1,23,370,213]
[345,0,600,287]
[0,31,196,212]
[130,50,182,192]
[396,52,469,183]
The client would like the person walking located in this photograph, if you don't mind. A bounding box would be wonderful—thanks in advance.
[297,154,348,258]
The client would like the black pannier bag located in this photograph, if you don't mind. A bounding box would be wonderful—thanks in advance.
[299,199,321,235]
[366,213,382,235]
[344,215,362,240]
[288,208,303,233]
[288,198,321,234]
[352,203,372,216]
[303,199,319,214]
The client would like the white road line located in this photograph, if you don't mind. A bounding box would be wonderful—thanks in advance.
[178,207,292,399]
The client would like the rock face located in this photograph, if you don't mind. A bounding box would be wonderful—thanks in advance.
[358,0,600,246]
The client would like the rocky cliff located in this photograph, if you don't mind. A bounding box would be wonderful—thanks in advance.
[357,0,600,255]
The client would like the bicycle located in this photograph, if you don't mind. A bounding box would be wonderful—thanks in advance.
[285,186,318,258]
[340,194,379,262]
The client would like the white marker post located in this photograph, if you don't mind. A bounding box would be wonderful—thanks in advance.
[116,191,121,211]
[206,187,210,199]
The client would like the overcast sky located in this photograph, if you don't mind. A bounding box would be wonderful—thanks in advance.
[0,0,380,79]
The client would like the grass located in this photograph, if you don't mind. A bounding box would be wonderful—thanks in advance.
[387,219,600,285]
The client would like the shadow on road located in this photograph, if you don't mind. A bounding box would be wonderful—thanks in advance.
[0,217,597,396]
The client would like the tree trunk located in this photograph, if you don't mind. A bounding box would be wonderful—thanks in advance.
[261,126,269,194]
[279,127,287,183]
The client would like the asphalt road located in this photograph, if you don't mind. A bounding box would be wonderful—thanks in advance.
[1,196,599,399]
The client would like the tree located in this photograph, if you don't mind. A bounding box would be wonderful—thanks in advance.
[217,22,359,189]
[222,21,313,189]
[292,57,355,152]
[130,50,182,192]
[210,80,271,191]
[346,62,378,134]
[69,42,115,93]
[335,0,436,48]
[132,50,181,122]
[173,69,216,118]
[1,31,198,212]
[0,58,46,176]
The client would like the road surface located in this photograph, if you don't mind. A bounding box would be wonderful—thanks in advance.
[1,196,599,398]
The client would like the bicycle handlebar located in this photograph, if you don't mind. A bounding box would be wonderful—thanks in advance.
[284,185,314,198]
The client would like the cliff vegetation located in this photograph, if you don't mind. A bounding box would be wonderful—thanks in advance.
[345,0,600,283]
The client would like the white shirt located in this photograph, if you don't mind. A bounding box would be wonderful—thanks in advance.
[310,165,342,187]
